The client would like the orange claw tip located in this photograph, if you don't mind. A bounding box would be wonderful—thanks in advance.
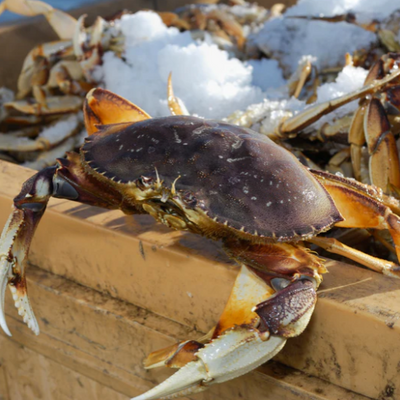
[84,87,151,135]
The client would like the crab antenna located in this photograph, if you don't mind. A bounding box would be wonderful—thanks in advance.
[171,175,181,196]
[167,73,189,116]
[154,167,161,189]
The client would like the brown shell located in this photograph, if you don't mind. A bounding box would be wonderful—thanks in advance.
[82,116,342,240]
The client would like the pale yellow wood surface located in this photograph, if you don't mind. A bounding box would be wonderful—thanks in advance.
[1,265,367,400]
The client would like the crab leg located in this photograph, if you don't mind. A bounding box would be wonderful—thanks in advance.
[348,104,367,182]
[0,150,129,336]
[132,242,322,400]
[312,170,400,276]
[365,98,400,192]
[0,0,77,39]
[279,67,400,136]
[0,114,81,152]
[0,166,55,336]
[17,40,74,99]
[5,95,83,115]
[309,236,400,278]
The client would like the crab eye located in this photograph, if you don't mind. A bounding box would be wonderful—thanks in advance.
[53,176,79,200]
[136,176,153,190]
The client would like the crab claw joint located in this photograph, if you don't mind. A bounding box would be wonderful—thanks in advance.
[132,328,286,400]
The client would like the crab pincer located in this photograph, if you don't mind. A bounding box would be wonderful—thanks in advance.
[0,166,55,335]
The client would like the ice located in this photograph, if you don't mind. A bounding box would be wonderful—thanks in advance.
[229,65,368,135]
[286,0,400,21]
[157,42,265,119]
[311,65,368,129]
[253,17,376,75]
[97,11,278,120]
[246,59,286,91]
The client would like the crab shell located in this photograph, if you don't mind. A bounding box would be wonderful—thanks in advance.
[80,115,342,242]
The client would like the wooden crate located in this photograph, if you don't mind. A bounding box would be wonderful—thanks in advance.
[0,1,399,399]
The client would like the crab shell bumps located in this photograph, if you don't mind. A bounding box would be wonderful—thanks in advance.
[1,88,400,400]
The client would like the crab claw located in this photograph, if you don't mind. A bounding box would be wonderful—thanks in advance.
[0,166,55,336]
[132,328,286,400]
[0,207,39,336]
[133,273,317,400]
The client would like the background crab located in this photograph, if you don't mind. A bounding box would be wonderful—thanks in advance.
[1,88,400,400]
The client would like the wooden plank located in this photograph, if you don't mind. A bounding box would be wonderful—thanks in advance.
[1,162,400,399]
[1,265,367,400]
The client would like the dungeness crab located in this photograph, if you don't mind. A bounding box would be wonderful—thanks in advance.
[1,88,400,399]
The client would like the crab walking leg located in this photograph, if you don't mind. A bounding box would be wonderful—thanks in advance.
[278,67,400,136]
[0,0,77,39]
[348,104,367,182]
[132,243,321,400]
[364,98,400,192]
[309,237,400,278]
[312,170,400,273]
[0,166,56,336]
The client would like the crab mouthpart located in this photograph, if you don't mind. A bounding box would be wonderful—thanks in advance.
[131,328,286,400]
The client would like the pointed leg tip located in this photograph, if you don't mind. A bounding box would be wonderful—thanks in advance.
[0,317,12,337]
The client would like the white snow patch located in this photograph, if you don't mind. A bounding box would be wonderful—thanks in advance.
[246,59,286,91]
[254,17,376,74]
[97,11,281,119]
[286,0,400,21]
[311,65,368,129]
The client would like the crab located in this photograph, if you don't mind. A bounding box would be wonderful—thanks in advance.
[1,87,400,399]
